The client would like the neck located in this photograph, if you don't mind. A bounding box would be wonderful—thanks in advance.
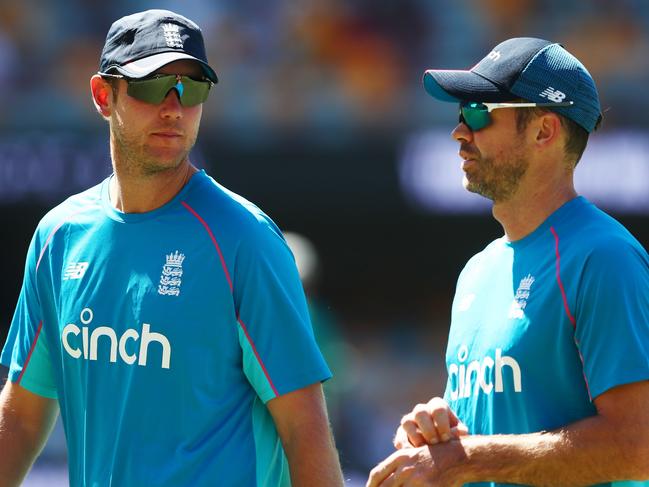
[109,159,198,213]
[492,174,577,242]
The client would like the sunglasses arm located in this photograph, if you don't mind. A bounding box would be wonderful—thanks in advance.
[483,101,574,112]
[97,72,126,80]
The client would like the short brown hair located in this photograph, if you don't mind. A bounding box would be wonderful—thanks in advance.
[515,106,601,168]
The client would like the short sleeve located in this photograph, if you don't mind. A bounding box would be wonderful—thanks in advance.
[232,220,331,403]
[1,230,58,399]
[574,239,649,400]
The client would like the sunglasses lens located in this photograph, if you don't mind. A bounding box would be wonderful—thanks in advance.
[460,102,491,131]
[126,75,211,106]
[178,77,211,107]
[127,76,176,104]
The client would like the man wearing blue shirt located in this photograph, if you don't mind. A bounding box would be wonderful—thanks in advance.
[0,10,344,487]
[368,38,649,486]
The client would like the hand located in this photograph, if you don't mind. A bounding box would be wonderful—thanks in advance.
[366,442,467,487]
[394,397,468,449]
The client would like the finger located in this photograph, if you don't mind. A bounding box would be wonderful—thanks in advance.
[378,472,401,487]
[393,426,414,449]
[427,397,466,439]
[413,408,441,445]
[451,422,469,437]
[427,397,456,419]
[430,407,453,442]
[382,462,414,487]
[409,403,440,444]
[446,406,463,428]
[400,419,428,447]
[401,409,432,445]
[367,453,401,487]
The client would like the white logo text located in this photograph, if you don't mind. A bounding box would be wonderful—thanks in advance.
[448,345,522,400]
[61,308,171,369]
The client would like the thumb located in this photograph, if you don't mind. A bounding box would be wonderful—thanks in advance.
[451,423,469,437]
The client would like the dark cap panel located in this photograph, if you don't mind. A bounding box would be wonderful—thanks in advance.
[422,37,602,133]
[472,38,553,91]
[99,9,217,83]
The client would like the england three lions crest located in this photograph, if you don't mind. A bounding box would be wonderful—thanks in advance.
[158,251,185,296]
[508,274,535,319]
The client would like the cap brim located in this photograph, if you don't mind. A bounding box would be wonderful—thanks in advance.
[423,69,512,103]
[116,52,218,83]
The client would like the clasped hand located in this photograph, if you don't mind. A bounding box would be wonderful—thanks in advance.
[366,397,469,487]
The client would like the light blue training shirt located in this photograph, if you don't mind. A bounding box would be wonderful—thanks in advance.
[2,170,331,486]
[445,197,649,487]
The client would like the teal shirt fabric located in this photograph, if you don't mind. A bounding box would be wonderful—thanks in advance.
[444,197,649,487]
[1,170,331,486]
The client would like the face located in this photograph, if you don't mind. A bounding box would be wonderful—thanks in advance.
[108,60,205,176]
[452,106,530,203]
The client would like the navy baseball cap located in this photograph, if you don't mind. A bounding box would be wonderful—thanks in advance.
[99,9,218,83]
[423,37,601,132]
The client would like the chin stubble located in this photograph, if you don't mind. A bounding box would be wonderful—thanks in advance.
[111,126,197,177]
[466,152,530,203]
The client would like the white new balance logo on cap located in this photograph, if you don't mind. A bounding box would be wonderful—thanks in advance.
[539,87,566,103]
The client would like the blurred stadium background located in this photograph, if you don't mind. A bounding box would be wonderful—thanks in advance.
[1,0,648,484]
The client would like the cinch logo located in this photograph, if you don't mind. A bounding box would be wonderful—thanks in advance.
[448,345,522,400]
[61,308,172,369]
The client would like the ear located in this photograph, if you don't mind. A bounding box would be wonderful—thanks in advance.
[90,74,113,118]
[534,111,562,148]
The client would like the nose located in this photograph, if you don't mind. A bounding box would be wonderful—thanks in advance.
[159,88,183,119]
[452,120,472,143]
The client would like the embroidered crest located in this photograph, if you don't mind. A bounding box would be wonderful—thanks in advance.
[158,251,185,296]
[162,24,183,49]
[508,274,535,319]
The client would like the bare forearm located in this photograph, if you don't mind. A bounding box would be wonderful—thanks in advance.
[0,411,50,486]
[0,417,42,487]
[283,423,344,487]
[0,383,58,487]
[269,383,345,487]
[457,415,649,486]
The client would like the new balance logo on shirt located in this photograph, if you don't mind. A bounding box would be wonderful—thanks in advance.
[63,262,89,280]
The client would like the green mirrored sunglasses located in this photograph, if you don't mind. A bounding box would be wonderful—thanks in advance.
[459,100,574,131]
[101,73,213,107]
